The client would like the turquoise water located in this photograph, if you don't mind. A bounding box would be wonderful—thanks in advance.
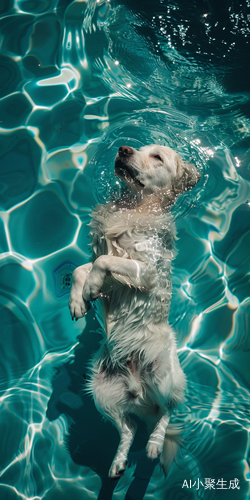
[0,0,250,498]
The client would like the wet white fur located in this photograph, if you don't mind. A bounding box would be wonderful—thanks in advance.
[69,144,200,478]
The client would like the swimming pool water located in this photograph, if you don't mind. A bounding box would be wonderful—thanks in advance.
[0,0,250,499]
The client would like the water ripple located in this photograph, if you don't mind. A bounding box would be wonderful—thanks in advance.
[0,0,250,499]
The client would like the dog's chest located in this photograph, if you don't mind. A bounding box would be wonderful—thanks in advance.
[90,205,176,267]
[92,209,164,262]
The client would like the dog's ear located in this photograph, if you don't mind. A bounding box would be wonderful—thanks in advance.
[173,157,201,194]
[156,158,200,211]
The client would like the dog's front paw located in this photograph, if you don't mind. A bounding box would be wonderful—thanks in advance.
[69,288,91,320]
[82,267,106,302]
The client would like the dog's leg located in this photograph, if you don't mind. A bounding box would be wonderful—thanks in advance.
[146,413,170,459]
[89,362,138,478]
[145,351,186,473]
[69,263,92,319]
[109,415,137,478]
[82,255,155,301]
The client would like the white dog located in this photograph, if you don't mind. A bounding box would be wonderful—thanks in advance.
[69,144,200,478]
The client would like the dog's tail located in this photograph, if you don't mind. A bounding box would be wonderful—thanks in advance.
[160,424,183,476]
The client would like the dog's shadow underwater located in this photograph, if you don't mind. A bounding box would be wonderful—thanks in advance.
[46,310,157,500]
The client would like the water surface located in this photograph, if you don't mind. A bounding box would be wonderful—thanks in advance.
[0,0,250,499]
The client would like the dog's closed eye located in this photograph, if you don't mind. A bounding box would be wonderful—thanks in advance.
[151,154,163,162]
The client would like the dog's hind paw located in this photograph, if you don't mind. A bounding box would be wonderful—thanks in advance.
[146,440,164,459]
[109,461,127,479]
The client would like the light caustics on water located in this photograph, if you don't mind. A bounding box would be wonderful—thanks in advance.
[0,0,250,499]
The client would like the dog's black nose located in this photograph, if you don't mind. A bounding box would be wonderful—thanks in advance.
[119,146,133,157]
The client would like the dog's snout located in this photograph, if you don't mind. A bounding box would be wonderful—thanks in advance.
[119,146,133,157]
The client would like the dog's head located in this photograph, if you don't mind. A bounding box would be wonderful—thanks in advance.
[115,144,200,209]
